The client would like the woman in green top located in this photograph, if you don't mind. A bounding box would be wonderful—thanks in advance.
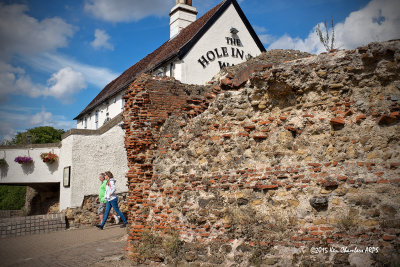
[98,173,107,223]
[97,173,119,224]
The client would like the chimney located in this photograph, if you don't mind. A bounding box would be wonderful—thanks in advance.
[170,0,198,39]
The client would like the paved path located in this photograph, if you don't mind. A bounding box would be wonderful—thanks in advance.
[0,225,129,267]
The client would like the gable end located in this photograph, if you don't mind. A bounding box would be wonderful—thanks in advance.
[177,0,266,60]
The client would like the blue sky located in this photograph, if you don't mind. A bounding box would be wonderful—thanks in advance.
[0,0,399,141]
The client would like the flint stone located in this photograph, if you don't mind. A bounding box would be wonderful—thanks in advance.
[309,196,329,211]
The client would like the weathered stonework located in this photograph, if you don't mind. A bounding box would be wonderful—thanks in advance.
[63,192,129,228]
[124,41,400,266]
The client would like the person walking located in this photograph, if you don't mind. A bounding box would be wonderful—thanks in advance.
[96,171,127,229]
[97,173,119,225]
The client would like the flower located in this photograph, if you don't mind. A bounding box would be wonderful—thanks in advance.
[40,152,58,164]
[14,156,33,164]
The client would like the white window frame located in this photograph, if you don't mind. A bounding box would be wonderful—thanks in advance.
[95,110,99,130]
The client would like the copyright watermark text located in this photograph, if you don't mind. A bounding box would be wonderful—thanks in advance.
[310,246,379,254]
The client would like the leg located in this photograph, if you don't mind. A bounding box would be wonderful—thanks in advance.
[109,198,127,225]
[98,202,105,224]
[100,201,111,227]
[113,214,119,224]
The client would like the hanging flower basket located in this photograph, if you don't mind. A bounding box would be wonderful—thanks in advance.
[40,152,58,164]
[14,156,33,164]
[0,158,7,167]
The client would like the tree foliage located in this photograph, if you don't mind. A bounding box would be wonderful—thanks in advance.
[2,126,65,145]
[0,185,26,210]
[316,18,336,52]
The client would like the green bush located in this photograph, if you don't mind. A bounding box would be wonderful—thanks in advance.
[0,185,26,210]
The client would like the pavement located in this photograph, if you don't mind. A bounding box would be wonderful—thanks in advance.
[0,225,131,267]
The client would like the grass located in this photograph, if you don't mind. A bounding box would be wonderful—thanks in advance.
[163,231,183,258]
[137,229,184,263]
[0,185,26,210]
[337,212,357,230]
[137,230,162,259]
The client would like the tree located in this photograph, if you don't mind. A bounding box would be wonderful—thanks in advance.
[5,126,65,145]
[316,18,336,52]
[0,185,26,210]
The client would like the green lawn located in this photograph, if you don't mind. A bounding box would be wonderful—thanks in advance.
[0,185,26,210]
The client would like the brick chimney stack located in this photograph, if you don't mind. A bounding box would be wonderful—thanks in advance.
[170,0,198,39]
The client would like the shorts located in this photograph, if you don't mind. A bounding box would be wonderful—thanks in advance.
[97,202,106,214]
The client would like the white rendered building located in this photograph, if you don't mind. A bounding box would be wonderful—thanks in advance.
[75,0,265,129]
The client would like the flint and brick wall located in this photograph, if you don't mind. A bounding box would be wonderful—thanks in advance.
[63,193,129,228]
[0,213,66,239]
[122,75,214,241]
[124,41,400,266]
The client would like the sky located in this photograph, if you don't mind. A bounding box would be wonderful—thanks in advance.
[0,0,399,142]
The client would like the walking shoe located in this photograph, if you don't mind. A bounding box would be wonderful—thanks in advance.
[96,225,103,230]
[114,215,120,225]
[120,224,126,228]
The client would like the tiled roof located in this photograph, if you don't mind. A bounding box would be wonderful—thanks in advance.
[74,1,225,120]
[74,0,265,120]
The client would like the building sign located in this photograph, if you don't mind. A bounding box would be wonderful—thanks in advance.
[197,36,253,69]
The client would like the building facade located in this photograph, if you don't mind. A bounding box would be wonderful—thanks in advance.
[75,0,265,130]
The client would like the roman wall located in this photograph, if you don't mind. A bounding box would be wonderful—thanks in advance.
[123,41,400,266]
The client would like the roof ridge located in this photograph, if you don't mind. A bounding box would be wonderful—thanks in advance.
[74,0,263,120]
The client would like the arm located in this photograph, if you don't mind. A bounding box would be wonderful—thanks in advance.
[109,180,116,196]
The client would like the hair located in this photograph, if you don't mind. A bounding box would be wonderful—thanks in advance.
[99,173,105,178]
[105,171,113,178]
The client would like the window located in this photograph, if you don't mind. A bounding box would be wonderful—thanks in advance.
[84,117,87,129]
[121,98,125,111]
[170,62,174,77]
[114,97,117,103]
[95,110,99,129]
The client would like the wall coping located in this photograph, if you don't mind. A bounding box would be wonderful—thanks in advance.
[0,213,65,223]
[0,142,61,150]
[61,113,123,139]
[0,113,124,150]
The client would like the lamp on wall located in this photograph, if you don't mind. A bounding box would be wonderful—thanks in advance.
[230,27,239,34]
[27,135,32,144]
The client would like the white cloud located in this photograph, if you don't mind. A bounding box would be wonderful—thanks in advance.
[0,3,76,60]
[0,107,75,142]
[0,3,116,102]
[26,53,118,88]
[31,108,53,125]
[0,61,42,100]
[44,67,87,103]
[0,121,17,142]
[268,30,324,54]
[335,0,400,49]
[91,29,114,50]
[267,0,400,54]
[0,64,87,103]
[0,52,118,101]
[254,25,276,45]
[0,3,88,102]
[84,0,174,22]
[259,34,276,45]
